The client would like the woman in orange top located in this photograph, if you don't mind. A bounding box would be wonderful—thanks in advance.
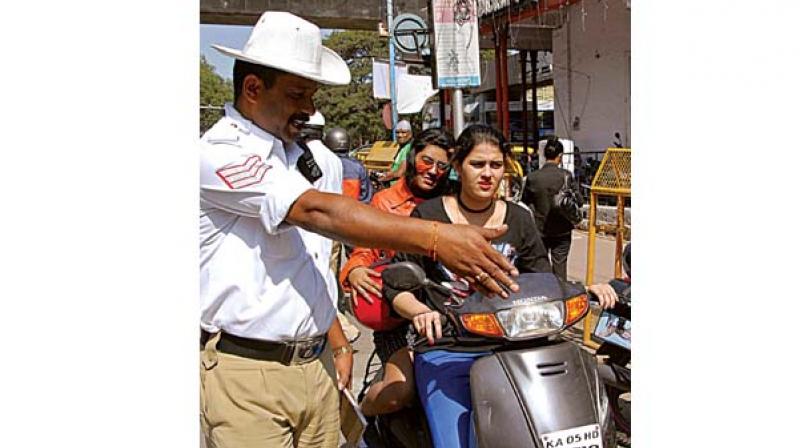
[340,127,455,416]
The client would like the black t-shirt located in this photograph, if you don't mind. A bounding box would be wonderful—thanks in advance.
[385,197,552,353]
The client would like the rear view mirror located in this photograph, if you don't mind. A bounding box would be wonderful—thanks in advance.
[382,262,427,291]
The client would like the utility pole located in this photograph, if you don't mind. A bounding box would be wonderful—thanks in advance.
[452,89,464,138]
[387,0,399,140]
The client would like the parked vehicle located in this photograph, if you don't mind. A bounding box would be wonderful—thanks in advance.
[360,262,616,448]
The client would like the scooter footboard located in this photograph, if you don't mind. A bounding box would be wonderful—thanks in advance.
[470,341,611,448]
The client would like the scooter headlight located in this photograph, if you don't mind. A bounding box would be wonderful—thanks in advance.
[496,302,564,339]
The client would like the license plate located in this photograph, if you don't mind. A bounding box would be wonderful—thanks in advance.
[540,423,603,448]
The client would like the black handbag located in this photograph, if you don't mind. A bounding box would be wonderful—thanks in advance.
[553,172,583,225]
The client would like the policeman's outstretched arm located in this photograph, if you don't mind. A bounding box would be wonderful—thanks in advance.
[286,190,519,296]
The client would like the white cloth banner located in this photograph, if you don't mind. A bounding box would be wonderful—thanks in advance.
[372,60,438,114]
[396,74,439,114]
[372,60,408,99]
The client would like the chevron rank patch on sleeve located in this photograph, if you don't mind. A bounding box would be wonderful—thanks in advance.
[215,155,273,189]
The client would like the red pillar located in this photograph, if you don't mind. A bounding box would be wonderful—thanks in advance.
[499,23,510,140]
[520,50,529,156]
[493,29,504,132]
[531,50,539,148]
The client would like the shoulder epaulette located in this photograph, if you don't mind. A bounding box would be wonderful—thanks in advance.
[203,119,245,146]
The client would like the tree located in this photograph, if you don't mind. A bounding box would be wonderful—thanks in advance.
[314,30,391,145]
[200,56,233,134]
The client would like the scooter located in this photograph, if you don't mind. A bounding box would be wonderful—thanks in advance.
[366,262,615,448]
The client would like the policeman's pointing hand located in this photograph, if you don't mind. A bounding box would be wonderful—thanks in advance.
[436,223,519,298]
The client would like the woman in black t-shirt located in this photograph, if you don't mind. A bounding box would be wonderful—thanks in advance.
[383,124,549,447]
[385,124,615,448]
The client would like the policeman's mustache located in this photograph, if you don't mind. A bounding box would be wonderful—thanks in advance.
[290,113,310,125]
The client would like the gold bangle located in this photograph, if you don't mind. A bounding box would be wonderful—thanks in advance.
[332,345,353,358]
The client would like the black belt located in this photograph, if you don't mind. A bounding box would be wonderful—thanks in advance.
[202,329,326,365]
[200,329,214,348]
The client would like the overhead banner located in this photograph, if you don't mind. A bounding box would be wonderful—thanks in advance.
[428,0,481,89]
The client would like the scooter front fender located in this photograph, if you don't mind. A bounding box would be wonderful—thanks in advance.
[470,341,614,448]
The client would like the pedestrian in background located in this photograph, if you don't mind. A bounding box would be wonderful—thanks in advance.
[324,127,373,204]
[380,119,414,184]
[523,137,584,281]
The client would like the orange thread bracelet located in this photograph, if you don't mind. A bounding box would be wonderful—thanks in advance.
[429,222,439,261]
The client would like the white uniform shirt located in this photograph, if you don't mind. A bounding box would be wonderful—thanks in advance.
[199,104,342,341]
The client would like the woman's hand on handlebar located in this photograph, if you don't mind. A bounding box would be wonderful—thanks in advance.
[413,310,443,346]
[348,267,381,307]
[587,283,619,309]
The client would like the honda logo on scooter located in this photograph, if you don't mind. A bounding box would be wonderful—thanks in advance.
[510,295,549,306]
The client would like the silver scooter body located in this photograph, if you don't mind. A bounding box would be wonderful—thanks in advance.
[381,265,615,448]
[448,272,615,447]
[471,341,615,448]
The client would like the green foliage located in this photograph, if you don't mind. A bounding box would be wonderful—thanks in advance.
[314,30,392,145]
[200,56,233,134]
[480,49,496,65]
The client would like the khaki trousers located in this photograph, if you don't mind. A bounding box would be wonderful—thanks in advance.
[200,335,340,448]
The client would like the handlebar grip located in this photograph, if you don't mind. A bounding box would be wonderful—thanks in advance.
[587,285,631,306]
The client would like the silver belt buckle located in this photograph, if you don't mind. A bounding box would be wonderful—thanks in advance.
[290,337,326,365]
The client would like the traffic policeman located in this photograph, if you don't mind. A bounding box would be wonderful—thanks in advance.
[199,11,520,448]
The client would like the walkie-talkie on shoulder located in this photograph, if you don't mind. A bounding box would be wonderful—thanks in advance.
[295,140,322,184]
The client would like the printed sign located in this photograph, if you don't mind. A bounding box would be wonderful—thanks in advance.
[428,0,482,89]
